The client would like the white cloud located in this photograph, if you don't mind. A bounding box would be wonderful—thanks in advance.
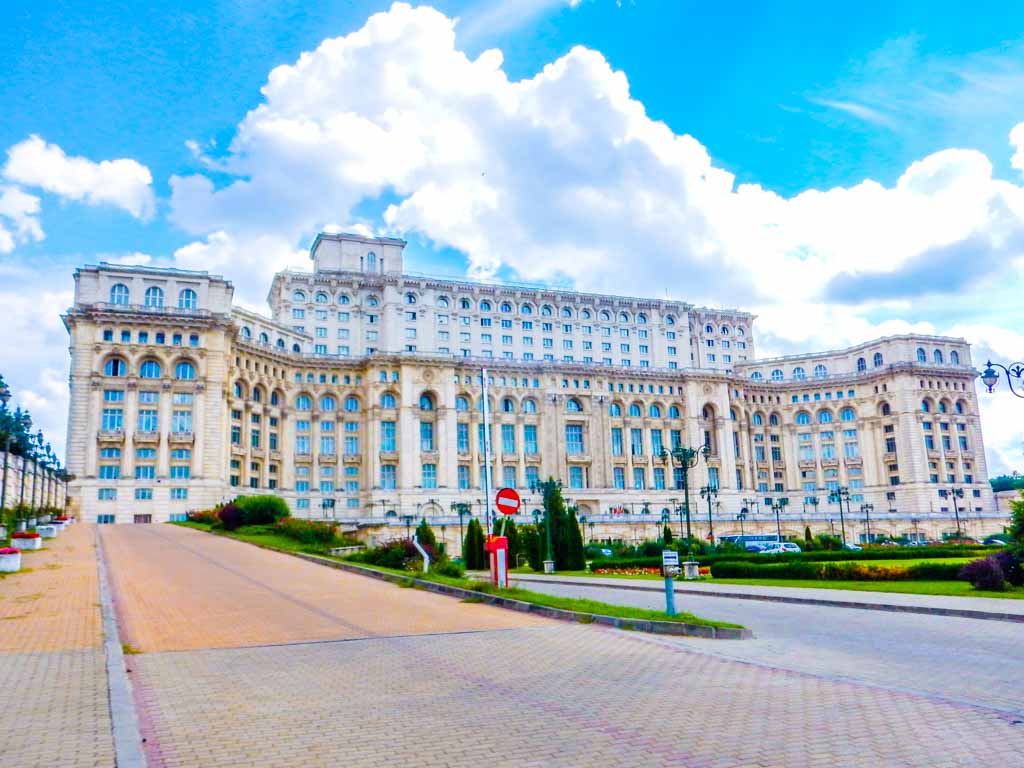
[3,135,156,220]
[457,0,583,44]
[0,184,44,253]
[1012,121,1024,174]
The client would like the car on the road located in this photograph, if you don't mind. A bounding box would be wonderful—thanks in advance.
[745,544,766,552]
[842,543,863,551]
[759,542,802,554]
[983,537,1008,547]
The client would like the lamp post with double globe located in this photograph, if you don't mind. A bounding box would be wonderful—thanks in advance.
[659,443,710,556]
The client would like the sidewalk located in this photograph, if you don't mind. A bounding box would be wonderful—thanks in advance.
[0,523,116,768]
[508,572,1024,621]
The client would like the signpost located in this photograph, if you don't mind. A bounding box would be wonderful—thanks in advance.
[661,550,680,616]
[495,487,521,516]
[487,488,520,587]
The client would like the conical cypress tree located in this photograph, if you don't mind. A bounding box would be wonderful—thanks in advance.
[415,518,438,550]
[663,525,674,544]
[463,518,486,570]
[565,509,585,570]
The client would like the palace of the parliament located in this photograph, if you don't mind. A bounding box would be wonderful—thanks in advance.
[63,232,1000,542]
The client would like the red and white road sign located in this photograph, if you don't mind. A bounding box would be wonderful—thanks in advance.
[495,487,521,515]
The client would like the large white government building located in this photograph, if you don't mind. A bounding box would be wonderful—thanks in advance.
[63,232,1001,542]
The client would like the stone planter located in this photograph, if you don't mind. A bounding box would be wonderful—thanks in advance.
[0,525,6,540]
[49,521,66,533]
[15,520,27,533]
[0,549,22,573]
[27,517,37,527]
[11,536,42,551]
[36,525,57,539]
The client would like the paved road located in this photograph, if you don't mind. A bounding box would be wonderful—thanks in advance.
[510,574,1024,714]
[92,524,1024,768]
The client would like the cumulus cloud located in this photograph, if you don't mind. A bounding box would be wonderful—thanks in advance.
[0,184,44,253]
[1012,122,1024,174]
[3,135,156,220]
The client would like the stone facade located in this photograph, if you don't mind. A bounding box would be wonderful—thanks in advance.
[63,234,1002,537]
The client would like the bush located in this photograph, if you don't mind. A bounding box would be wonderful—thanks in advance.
[349,539,420,570]
[903,562,964,580]
[709,560,968,582]
[234,495,290,526]
[275,518,342,546]
[188,509,219,526]
[990,549,1023,587]
[960,558,1007,591]
[217,503,243,531]
[431,561,465,578]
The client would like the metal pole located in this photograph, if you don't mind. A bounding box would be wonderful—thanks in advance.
[480,367,493,533]
[682,466,692,554]
[774,503,782,542]
[841,492,850,546]
[19,454,27,507]
[950,488,962,538]
[1,434,10,511]
[706,489,715,543]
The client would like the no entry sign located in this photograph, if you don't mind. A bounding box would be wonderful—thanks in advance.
[495,487,521,515]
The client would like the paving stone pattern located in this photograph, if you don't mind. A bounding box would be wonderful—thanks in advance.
[0,523,115,768]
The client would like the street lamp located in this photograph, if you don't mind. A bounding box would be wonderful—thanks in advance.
[401,514,414,540]
[699,483,719,544]
[579,514,587,543]
[944,487,965,539]
[17,410,32,509]
[770,497,789,543]
[827,487,852,547]
[860,503,874,544]
[452,502,471,556]
[980,360,1024,397]
[659,443,710,555]
[736,508,747,539]
[0,374,11,512]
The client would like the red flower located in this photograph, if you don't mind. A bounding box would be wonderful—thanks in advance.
[12,532,41,539]
[0,547,19,555]
[54,517,69,521]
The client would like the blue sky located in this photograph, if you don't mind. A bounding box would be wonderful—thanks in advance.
[3,0,1024,470]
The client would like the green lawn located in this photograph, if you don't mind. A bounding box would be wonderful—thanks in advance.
[709,578,1024,600]
[173,521,329,555]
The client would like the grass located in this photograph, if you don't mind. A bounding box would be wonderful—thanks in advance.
[710,578,1024,600]
[173,521,330,555]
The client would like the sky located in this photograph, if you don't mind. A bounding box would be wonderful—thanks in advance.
[2,0,1024,473]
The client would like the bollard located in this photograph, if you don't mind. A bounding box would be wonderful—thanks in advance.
[663,565,681,616]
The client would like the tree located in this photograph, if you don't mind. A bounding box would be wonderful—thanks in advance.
[463,518,486,570]
[493,517,520,568]
[662,525,674,545]
[518,524,542,571]
[415,518,438,550]
[565,509,586,570]
[1009,491,1024,556]
[804,526,813,548]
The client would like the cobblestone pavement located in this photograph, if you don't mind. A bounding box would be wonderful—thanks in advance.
[511,577,1024,715]
[0,523,115,768]
[104,524,1024,767]
[100,523,546,652]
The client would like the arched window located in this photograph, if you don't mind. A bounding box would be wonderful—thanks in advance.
[294,395,311,410]
[921,399,931,413]
[609,403,622,417]
[381,392,397,409]
[771,369,784,381]
[292,290,306,302]
[240,326,252,339]
[271,391,280,406]
[315,292,329,304]
[795,411,811,425]
[337,294,350,305]
[637,313,648,324]
[139,360,161,379]
[233,382,245,398]
[916,348,927,363]
[259,332,269,345]
[320,396,336,411]
[455,396,469,412]
[705,324,714,334]
[479,300,492,312]
[541,305,553,316]
[599,310,611,321]
[522,398,537,414]
[752,413,764,426]
[873,352,884,367]
[520,304,533,315]
[104,357,127,377]
[419,393,435,411]
[437,296,449,308]
[366,252,377,272]
[792,367,806,381]
[566,398,583,413]
[110,283,130,305]
[721,325,730,335]
[856,357,866,372]
[144,286,164,307]
[581,309,592,320]
[769,413,780,427]
[501,397,515,413]
[938,400,948,414]
[252,387,263,403]
[344,396,360,413]
[649,404,661,418]
[813,364,828,378]
[561,307,573,318]
[366,296,379,307]
[500,302,513,313]
[737,327,745,336]
[880,403,891,416]
[460,298,472,310]
[629,403,642,418]
[955,400,965,414]
[730,408,737,421]
[950,351,960,365]
[668,405,680,419]
[291,343,301,353]
[751,371,763,381]
[933,349,944,364]
[818,410,833,424]
[174,361,196,380]
[182,288,201,309]
[619,311,631,323]
[840,407,855,422]
[405,293,417,305]
[702,405,715,419]
[665,315,675,326]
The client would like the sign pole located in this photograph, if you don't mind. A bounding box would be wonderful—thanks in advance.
[481,368,493,534]
[662,549,680,616]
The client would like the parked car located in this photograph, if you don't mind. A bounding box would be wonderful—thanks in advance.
[983,537,1008,547]
[842,543,862,551]
[745,544,766,553]
[759,542,802,555]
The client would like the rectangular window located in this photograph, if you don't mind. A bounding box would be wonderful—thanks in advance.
[171,410,192,433]
[170,488,188,500]
[422,463,437,489]
[525,465,539,488]
[381,464,397,489]
[99,465,120,479]
[381,421,396,452]
[630,428,643,456]
[523,424,538,454]
[420,421,435,451]
[135,488,153,501]
[565,424,584,454]
[458,465,470,490]
[653,467,666,490]
[650,429,663,456]
[137,409,159,432]
[569,465,585,489]
[102,408,123,431]
[457,422,470,453]
[708,467,720,489]
[134,465,155,479]
[320,435,336,455]
[502,465,517,488]
[169,465,190,479]
[613,466,625,489]
[610,427,623,456]
[632,467,646,489]
[97,490,117,501]
[501,424,515,454]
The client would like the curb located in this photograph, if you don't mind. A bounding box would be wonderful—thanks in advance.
[288,552,752,640]
[94,528,147,768]
[512,576,1024,624]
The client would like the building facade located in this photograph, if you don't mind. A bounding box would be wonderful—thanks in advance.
[63,233,1002,540]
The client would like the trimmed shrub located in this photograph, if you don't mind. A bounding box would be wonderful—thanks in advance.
[349,539,419,570]
[431,561,465,578]
[187,509,219,526]
[217,503,243,531]
[275,518,341,546]
[990,550,1023,587]
[234,495,290,526]
[960,558,1006,591]
[903,562,964,580]
[709,559,968,582]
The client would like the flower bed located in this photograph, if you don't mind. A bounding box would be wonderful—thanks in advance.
[0,547,21,573]
[593,567,662,576]
[10,532,42,551]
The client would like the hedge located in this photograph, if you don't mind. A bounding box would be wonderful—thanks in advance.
[708,560,968,581]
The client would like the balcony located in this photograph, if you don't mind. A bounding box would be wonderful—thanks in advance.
[231,443,246,456]
[379,450,398,462]
[798,459,816,470]
[97,430,125,444]
[421,449,439,461]
[318,453,337,464]
[169,431,195,444]
[566,452,592,463]
[821,457,839,468]
[882,452,897,463]
[500,452,517,463]
[133,430,160,444]
[844,456,863,466]
[343,453,362,464]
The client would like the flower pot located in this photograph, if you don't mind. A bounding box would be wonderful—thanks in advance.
[0,525,6,540]
[36,525,57,539]
[0,550,21,573]
[50,522,66,533]
[15,521,27,533]
[11,537,42,551]
[27,517,37,527]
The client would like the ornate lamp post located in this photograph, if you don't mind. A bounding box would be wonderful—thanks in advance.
[401,513,414,541]
[770,497,789,543]
[980,361,1024,397]
[452,501,471,555]
[659,443,710,555]
[944,487,965,539]
[699,483,719,544]
[860,503,874,544]
[736,508,746,539]
[827,487,852,547]
[17,411,32,509]
[0,375,11,512]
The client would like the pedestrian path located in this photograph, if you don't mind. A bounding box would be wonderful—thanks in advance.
[0,523,115,768]
[509,571,1024,619]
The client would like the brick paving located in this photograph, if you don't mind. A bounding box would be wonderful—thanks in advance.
[0,523,115,768]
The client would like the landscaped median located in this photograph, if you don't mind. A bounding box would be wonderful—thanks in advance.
[172,520,750,639]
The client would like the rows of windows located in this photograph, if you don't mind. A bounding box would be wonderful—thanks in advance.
[103,357,197,380]
[102,328,201,348]
[109,284,199,310]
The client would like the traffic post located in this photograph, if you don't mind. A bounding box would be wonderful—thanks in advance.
[661,549,680,616]
[487,488,520,587]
